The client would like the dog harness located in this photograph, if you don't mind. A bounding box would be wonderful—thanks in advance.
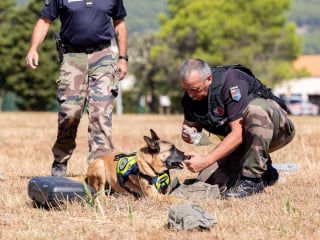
[115,153,170,197]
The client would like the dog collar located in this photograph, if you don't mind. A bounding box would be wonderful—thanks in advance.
[115,153,170,193]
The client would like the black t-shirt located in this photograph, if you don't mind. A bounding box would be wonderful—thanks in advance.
[222,69,254,122]
[41,0,127,47]
[185,68,255,123]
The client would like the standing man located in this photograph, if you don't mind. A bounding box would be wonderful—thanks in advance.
[180,58,295,198]
[25,0,128,177]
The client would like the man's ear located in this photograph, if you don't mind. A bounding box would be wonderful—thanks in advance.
[143,136,160,153]
[206,74,212,84]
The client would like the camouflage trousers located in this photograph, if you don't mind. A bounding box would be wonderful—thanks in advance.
[52,47,119,165]
[198,98,296,189]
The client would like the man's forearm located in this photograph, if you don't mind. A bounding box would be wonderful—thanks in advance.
[28,17,51,51]
[204,119,243,166]
[113,19,127,57]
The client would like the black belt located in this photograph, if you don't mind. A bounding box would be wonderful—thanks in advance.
[63,41,111,54]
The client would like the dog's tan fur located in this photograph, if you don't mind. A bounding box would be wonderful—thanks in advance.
[86,129,185,200]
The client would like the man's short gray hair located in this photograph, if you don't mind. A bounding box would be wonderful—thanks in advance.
[179,58,211,82]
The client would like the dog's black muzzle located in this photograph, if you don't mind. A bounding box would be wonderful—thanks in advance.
[166,147,186,169]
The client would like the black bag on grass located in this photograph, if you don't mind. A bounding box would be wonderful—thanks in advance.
[28,176,94,208]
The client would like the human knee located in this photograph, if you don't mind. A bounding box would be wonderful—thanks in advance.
[243,102,268,119]
[59,103,83,126]
[243,103,273,130]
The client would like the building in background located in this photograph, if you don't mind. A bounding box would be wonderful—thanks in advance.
[273,55,320,115]
[293,55,320,77]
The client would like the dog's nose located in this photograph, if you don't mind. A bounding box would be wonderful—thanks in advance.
[184,155,191,160]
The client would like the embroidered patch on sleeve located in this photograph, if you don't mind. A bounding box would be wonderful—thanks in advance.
[212,107,224,116]
[230,86,241,101]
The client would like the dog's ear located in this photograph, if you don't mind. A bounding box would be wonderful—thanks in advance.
[150,129,160,141]
[144,136,160,153]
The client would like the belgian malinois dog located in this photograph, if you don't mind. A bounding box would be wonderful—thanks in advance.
[86,129,186,199]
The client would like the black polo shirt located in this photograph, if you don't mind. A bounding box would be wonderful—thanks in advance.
[41,0,127,47]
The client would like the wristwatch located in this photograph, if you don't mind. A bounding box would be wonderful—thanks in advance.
[119,55,129,62]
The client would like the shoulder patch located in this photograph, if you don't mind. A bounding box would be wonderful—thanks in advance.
[230,86,241,101]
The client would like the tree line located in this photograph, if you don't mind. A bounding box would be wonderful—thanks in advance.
[0,0,305,112]
[288,0,320,54]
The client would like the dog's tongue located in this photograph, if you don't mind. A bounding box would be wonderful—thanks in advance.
[171,161,184,169]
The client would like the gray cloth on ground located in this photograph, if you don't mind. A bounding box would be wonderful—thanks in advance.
[168,203,217,230]
[170,178,221,200]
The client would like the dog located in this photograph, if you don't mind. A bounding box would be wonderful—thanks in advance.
[86,129,186,200]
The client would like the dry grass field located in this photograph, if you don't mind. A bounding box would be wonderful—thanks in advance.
[0,112,319,240]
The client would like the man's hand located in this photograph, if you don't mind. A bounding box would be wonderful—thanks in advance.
[181,124,196,144]
[184,152,210,173]
[117,60,127,80]
[25,50,39,70]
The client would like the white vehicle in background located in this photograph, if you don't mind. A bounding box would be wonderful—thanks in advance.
[279,93,319,116]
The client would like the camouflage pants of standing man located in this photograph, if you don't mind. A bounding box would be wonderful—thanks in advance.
[51,47,119,177]
[198,98,296,191]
